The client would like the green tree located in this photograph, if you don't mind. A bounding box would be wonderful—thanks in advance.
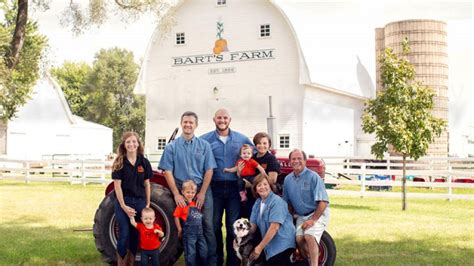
[85,47,145,148]
[362,38,446,210]
[51,62,92,117]
[1,0,47,121]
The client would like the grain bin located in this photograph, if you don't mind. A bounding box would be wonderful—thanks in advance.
[375,20,448,157]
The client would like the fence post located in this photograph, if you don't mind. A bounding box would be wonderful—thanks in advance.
[68,160,74,183]
[24,162,30,184]
[101,158,106,185]
[429,157,434,189]
[360,163,366,198]
[345,157,349,177]
[447,166,452,202]
[81,160,86,186]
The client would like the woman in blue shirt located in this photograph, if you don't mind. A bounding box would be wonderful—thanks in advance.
[249,175,295,265]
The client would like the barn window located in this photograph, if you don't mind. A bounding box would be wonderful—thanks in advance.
[217,0,226,5]
[157,137,167,150]
[260,24,271,37]
[176,32,185,45]
[279,134,290,149]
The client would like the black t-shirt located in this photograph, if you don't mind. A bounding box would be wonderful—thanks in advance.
[253,151,280,175]
[112,154,153,198]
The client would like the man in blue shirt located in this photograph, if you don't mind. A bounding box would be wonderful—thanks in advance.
[159,111,218,266]
[201,108,253,266]
[283,149,330,266]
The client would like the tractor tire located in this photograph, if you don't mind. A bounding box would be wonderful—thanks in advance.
[93,183,182,265]
[319,231,336,266]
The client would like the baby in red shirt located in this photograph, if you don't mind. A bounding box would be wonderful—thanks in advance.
[224,144,268,201]
[130,207,164,266]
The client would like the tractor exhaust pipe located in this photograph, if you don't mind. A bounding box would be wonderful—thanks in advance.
[267,96,277,146]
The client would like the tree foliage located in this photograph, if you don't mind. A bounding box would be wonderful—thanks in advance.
[2,0,176,122]
[53,48,145,148]
[51,62,92,118]
[362,39,446,160]
[59,0,177,35]
[86,48,145,148]
[362,39,446,210]
[0,0,47,122]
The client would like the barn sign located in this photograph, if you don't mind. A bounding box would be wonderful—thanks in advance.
[172,49,275,66]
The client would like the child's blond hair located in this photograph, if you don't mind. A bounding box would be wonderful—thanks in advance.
[240,144,253,155]
[141,207,155,216]
[182,179,197,192]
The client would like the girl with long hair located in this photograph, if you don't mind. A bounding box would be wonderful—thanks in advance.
[112,132,153,265]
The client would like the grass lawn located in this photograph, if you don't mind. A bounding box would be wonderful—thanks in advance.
[0,180,105,264]
[1,180,473,265]
[329,197,474,265]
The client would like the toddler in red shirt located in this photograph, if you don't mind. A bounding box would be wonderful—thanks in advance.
[130,207,164,266]
[224,144,268,201]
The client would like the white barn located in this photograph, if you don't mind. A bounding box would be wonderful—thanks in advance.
[2,74,112,160]
[135,0,378,157]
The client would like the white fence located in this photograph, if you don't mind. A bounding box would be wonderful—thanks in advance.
[1,156,473,200]
[322,156,474,200]
[145,152,163,170]
[0,158,112,185]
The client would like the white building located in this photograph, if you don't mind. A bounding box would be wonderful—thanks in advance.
[1,74,112,160]
[136,0,374,157]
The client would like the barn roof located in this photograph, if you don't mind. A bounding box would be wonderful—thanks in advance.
[134,0,374,100]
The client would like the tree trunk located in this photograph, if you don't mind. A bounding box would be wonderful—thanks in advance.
[6,0,28,70]
[0,121,7,155]
[402,154,407,211]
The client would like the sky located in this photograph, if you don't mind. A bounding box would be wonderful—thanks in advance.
[29,0,473,156]
[29,1,472,65]
[274,1,473,155]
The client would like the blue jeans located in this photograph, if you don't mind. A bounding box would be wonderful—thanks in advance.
[211,181,241,266]
[202,188,217,266]
[176,181,217,266]
[141,249,160,266]
[241,176,257,218]
[114,196,146,258]
[183,230,208,266]
[241,187,257,219]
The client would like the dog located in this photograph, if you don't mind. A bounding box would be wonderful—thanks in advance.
[233,218,263,266]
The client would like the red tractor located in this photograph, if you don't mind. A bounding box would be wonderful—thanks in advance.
[93,146,336,265]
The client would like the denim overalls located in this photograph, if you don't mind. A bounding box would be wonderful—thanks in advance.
[183,206,208,266]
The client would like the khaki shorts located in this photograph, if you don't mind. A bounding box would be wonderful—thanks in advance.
[295,212,327,243]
